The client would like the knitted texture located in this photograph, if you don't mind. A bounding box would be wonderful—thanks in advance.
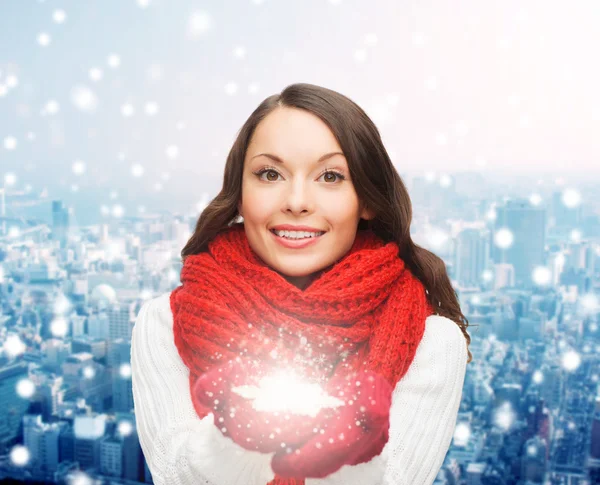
[170,222,435,484]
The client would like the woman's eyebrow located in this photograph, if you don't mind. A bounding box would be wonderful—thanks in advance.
[250,152,345,164]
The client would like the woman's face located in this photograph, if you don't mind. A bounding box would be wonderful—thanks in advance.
[238,107,374,289]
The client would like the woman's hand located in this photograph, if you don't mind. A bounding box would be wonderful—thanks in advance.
[193,358,322,453]
[270,369,393,479]
[194,359,393,480]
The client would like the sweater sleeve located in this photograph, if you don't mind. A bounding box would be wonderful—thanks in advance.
[131,293,277,485]
[305,315,468,485]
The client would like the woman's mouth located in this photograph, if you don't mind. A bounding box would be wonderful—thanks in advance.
[269,229,326,249]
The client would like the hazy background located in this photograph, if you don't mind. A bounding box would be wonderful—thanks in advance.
[1,0,600,224]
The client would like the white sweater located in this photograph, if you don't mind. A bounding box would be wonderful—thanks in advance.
[131,291,468,485]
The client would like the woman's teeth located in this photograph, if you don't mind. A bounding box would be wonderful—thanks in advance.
[272,230,325,239]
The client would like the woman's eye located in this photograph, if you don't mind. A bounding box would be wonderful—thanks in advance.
[259,169,280,181]
[254,169,345,183]
[319,171,345,183]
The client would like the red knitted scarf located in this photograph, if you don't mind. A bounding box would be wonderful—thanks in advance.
[170,223,434,485]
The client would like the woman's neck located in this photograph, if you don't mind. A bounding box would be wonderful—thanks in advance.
[282,273,318,290]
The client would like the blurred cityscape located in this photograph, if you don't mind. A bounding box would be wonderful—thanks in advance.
[2,0,600,483]
[0,169,598,484]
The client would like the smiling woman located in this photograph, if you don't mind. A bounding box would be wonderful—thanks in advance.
[132,82,473,485]
[237,106,375,290]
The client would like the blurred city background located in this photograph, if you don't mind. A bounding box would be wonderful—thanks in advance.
[1,0,600,484]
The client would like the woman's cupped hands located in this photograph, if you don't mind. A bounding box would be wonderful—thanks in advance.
[193,357,393,479]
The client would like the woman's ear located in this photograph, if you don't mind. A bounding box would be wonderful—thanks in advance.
[360,205,376,221]
[237,201,243,217]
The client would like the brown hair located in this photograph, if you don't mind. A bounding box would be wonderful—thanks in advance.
[181,83,474,363]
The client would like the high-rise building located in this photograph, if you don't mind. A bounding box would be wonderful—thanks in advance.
[494,263,515,289]
[455,228,490,288]
[550,190,583,228]
[52,200,70,249]
[492,198,546,288]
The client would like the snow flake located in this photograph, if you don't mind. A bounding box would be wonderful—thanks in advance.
[4,136,17,150]
[37,33,51,46]
[53,9,67,23]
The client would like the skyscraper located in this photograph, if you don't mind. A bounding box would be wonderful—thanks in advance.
[492,198,546,288]
[455,227,491,288]
[52,200,70,249]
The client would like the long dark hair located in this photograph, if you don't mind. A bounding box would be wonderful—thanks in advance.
[181,83,474,363]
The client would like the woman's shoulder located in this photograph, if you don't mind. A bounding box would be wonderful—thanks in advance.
[145,290,173,313]
[420,313,468,364]
[135,291,174,333]
[424,313,464,339]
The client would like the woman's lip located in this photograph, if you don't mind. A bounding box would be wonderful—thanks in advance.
[270,229,326,234]
[270,228,327,233]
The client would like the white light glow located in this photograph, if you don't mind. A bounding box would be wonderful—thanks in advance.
[73,160,86,175]
[166,145,179,159]
[107,54,121,68]
[112,205,124,218]
[51,317,69,338]
[453,422,471,446]
[529,193,542,206]
[482,269,493,282]
[10,445,30,467]
[532,266,552,286]
[89,68,103,82]
[4,334,26,358]
[6,75,18,88]
[16,378,36,399]
[118,420,134,436]
[532,370,544,384]
[4,136,17,150]
[188,11,212,37]
[494,228,514,249]
[71,85,98,112]
[562,350,581,372]
[144,101,159,116]
[121,103,134,117]
[570,229,582,243]
[562,188,582,208]
[44,100,60,115]
[119,363,132,378]
[37,33,51,46]
[579,293,599,314]
[232,369,345,417]
[131,164,144,177]
[494,402,516,431]
[425,226,449,249]
[53,9,67,23]
[439,174,453,188]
